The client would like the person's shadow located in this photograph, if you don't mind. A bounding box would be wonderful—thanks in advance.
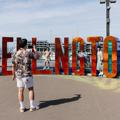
[38,94,81,109]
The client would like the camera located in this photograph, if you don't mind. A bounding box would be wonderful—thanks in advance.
[28,45,33,49]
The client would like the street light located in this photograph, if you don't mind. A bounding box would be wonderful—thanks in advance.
[100,0,116,36]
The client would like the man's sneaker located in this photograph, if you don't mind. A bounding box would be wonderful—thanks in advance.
[36,105,40,110]
[30,107,36,112]
[19,108,25,113]
[30,106,39,112]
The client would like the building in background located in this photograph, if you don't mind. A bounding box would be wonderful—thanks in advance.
[27,40,51,51]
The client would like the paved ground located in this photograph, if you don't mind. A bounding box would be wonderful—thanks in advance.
[0,75,120,120]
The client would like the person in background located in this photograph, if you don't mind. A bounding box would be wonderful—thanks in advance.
[77,50,87,69]
[12,39,40,112]
[97,46,103,77]
[43,48,51,70]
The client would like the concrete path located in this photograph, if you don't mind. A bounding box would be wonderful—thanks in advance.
[0,75,120,120]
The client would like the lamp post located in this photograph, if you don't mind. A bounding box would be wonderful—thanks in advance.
[100,0,116,36]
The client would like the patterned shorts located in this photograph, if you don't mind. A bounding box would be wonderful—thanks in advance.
[16,76,33,88]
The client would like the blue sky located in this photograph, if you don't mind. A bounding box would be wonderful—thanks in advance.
[0,0,119,43]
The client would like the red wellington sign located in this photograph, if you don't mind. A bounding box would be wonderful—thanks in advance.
[1,36,118,78]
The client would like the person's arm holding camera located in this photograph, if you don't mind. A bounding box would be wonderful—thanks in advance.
[28,45,41,59]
